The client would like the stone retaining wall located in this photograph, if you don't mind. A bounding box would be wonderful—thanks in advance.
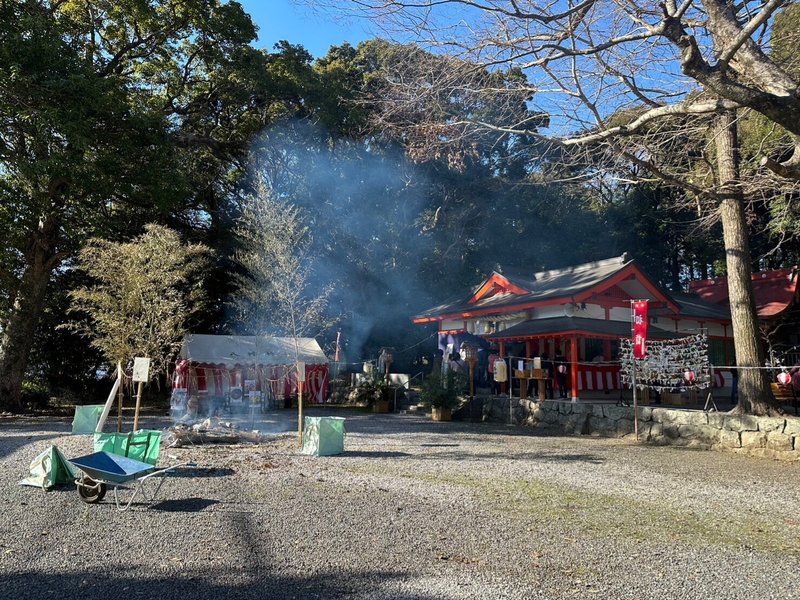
[481,396,800,461]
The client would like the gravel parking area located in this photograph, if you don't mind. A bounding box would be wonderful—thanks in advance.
[2,409,800,599]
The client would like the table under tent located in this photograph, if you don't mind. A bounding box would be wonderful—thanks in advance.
[171,334,329,418]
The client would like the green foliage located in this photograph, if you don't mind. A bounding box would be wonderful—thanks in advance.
[25,267,109,394]
[604,185,724,288]
[773,4,800,81]
[353,376,391,406]
[20,381,49,410]
[63,224,208,379]
[0,0,266,406]
[419,370,465,409]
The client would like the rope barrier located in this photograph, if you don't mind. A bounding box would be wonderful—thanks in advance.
[500,354,797,371]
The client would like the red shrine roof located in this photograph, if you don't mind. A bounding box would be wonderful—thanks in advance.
[412,254,680,323]
[688,268,799,319]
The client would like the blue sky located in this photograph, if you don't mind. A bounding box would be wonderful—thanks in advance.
[240,1,375,59]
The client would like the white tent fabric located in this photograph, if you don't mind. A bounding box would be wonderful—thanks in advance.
[180,334,328,367]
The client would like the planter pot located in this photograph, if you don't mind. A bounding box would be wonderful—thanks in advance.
[431,407,452,421]
[373,399,390,413]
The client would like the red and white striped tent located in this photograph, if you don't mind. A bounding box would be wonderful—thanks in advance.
[174,334,329,405]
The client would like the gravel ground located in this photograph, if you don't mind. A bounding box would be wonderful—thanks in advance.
[1,409,799,600]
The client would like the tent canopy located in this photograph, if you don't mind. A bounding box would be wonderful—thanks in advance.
[181,334,328,367]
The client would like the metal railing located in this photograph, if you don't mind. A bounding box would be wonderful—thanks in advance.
[394,371,425,412]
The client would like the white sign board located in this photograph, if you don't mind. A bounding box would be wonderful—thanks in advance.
[297,361,306,382]
[132,357,151,383]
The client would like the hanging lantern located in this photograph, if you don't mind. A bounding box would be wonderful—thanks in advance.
[778,371,792,385]
[684,370,695,383]
[461,342,479,365]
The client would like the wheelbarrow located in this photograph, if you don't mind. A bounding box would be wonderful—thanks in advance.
[68,451,190,512]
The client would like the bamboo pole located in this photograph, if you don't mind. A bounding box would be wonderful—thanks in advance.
[133,380,144,431]
[116,362,124,433]
[297,379,304,447]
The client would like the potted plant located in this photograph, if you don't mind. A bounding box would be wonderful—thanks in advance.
[420,370,464,421]
[372,379,392,413]
[354,377,392,413]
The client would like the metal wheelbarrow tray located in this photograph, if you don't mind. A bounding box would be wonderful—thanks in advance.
[68,451,188,511]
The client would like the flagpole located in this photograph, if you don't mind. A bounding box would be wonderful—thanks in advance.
[631,301,639,441]
[334,330,341,381]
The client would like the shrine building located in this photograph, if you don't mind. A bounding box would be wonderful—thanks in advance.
[413,254,800,401]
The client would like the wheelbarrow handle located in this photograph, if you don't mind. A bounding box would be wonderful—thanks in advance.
[113,462,194,512]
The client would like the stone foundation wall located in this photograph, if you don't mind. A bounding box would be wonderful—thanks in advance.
[481,397,800,461]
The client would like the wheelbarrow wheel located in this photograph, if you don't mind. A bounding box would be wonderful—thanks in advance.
[77,477,107,503]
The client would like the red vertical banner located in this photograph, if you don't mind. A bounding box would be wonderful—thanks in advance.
[632,300,649,359]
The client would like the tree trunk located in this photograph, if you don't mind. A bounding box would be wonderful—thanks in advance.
[0,217,60,412]
[714,110,778,415]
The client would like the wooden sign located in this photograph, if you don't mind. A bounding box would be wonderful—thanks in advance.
[132,357,151,383]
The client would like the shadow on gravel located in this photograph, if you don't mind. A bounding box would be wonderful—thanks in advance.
[534,452,605,464]
[338,450,412,459]
[0,569,442,600]
[0,432,67,460]
[349,417,540,438]
[168,466,236,478]
[150,497,220,512]
[390,449,606,463]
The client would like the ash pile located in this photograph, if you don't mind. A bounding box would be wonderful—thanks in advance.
[165,417,266,448]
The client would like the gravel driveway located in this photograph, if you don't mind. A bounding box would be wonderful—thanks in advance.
[1,409,799,599]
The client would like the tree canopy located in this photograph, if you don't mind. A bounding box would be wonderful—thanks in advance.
[64,224,208,379]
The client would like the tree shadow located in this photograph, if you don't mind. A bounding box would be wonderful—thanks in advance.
[150,497,220,512]
[0,431,69,460]
[385,449,606,464]
[337,450,412,459]
[0,567,445,599]
[167,465,236,478]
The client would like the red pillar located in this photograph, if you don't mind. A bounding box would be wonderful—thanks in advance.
[570,336,579,402]
[526,340,533,358]
[499,341,506,357]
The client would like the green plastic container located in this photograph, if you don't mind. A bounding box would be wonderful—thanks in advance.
[301,417,345,457]
[93,430,162,465]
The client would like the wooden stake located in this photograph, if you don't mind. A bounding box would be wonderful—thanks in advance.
[133,380,144,431]
[116,362,124,433]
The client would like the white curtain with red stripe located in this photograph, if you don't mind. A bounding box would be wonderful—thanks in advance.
[173,361,329,403]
